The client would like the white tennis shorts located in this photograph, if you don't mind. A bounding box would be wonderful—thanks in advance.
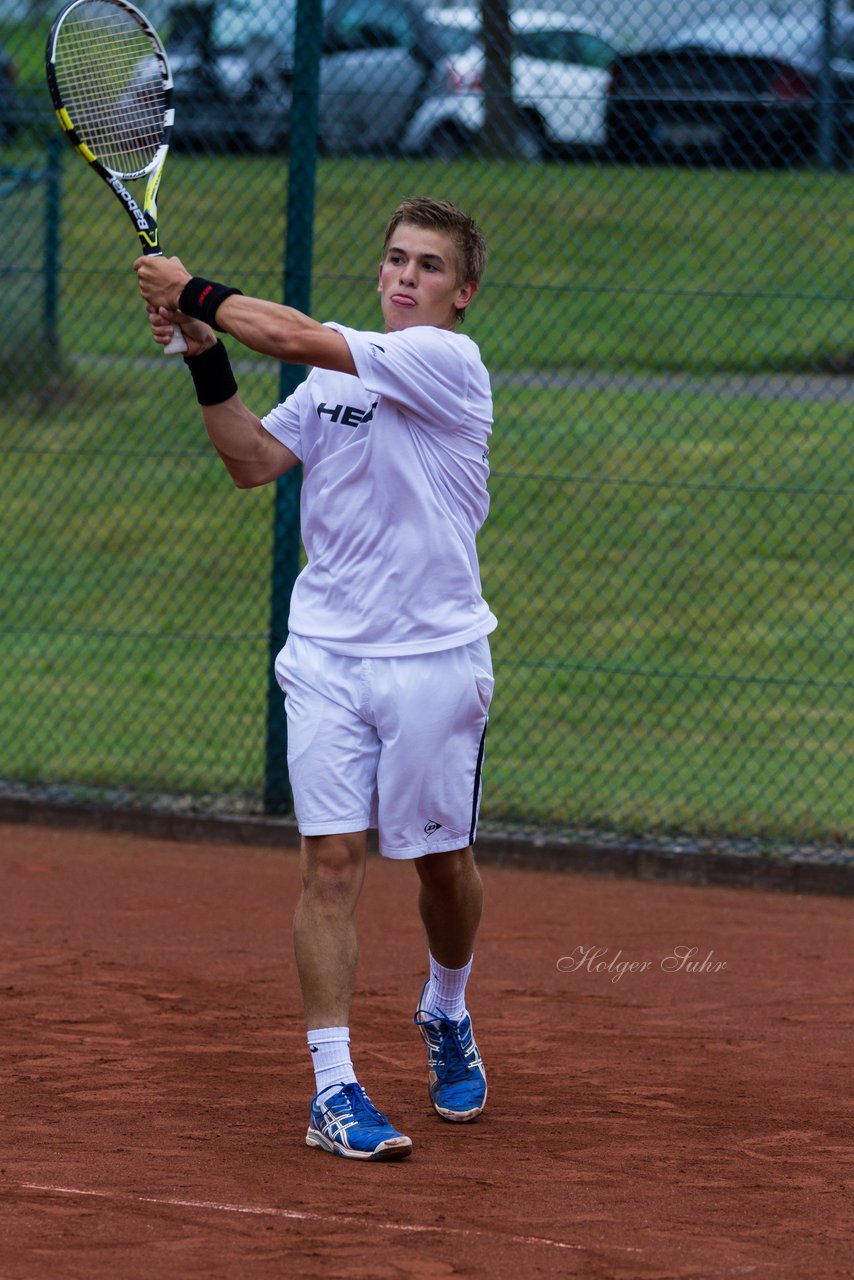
[274,633,494,859]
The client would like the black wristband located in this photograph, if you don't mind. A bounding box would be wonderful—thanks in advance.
[178,276,243,330]
[184,340,238,406]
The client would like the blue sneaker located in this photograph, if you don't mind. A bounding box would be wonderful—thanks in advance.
[414,982,487,1122]
[306,1082,413,1161]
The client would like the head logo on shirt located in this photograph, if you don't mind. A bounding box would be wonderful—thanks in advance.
[316,398,378,428]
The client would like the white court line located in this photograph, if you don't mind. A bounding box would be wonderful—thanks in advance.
[14,1181,642,1255]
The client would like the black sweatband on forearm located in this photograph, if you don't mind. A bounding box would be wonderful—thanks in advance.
[178,277,244,330]
[184,340,238,406]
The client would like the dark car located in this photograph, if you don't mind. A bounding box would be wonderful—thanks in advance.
[605,11,854,167]
[167,1,296,152]
[0,42,18,144]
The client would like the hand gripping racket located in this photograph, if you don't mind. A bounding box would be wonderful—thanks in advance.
[46,0,187,354]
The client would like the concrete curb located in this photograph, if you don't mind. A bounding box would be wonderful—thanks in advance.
[1,797,851,898]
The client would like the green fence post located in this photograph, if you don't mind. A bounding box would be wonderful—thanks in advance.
[817,0,836,170]
[263,0,323,814]
[43,137,62,351]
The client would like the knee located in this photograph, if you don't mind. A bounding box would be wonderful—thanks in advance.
[416,846,477,894]
[301,833,366,903]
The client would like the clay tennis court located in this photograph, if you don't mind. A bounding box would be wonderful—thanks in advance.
[1,820,851,1279]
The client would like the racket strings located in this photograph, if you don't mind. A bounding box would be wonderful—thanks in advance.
[53,4,165,176]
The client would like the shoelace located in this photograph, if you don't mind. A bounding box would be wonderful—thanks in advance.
[324,1082,389,1132]
[421,1010,482,1084]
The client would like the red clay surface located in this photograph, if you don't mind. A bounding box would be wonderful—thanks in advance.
[0,822,851,1279]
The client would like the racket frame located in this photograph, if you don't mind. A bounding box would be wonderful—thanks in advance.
[45,0,175,257]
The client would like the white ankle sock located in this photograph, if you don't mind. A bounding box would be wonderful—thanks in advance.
[423,953,473,1022]
[307,1026,358,1095]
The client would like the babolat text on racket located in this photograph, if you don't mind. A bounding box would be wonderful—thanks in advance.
[45,0,187,353]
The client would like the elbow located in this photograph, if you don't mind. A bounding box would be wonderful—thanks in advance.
[227,461,270,489]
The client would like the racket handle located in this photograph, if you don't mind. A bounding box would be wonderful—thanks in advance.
[163,326,188,356]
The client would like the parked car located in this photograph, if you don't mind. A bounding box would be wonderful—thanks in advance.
[167,0,475,155]
[404,10,621,159]
[316,0,476,154]
[605,10,854,167]
[167,1,296,151]
[0,41,17,144]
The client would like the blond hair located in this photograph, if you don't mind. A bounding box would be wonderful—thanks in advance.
[382,197,486,322]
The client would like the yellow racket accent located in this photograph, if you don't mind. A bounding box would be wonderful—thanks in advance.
[55,106,97,163]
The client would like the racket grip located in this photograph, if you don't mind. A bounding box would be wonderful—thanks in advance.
[163,326,188,356]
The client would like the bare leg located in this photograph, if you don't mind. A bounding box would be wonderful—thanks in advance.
[413,846,487,1123]
[414,846,483,967]
[293,831,368,1029]
[297,831,413,1158]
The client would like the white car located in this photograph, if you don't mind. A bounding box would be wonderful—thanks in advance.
[404,10,621,158]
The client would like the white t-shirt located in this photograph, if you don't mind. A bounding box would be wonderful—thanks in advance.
[261,322,497,656]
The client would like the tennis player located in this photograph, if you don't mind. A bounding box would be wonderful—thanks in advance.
[134,197,495,1162]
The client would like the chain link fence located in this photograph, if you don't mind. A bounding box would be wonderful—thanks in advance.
[1,0,851,847]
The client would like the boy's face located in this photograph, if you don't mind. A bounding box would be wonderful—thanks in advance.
[378,223,476,333]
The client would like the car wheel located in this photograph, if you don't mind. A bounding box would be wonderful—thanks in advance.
[424,121,474,160]
[243,84,286,153]
[514,113,546,161]
[605,120,637,163]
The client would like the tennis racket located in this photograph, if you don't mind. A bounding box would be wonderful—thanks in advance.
[45,0,187,354]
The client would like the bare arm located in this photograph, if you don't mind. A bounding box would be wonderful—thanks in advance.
[135,255,357,374]
[147,304,300,489]
[213,294,356,374]
[201,393,300,490]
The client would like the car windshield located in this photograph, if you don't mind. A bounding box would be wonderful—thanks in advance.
[514,30,617,67]
[212,0,296,49]
[434,23,479,56]
[673,16,821,61]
